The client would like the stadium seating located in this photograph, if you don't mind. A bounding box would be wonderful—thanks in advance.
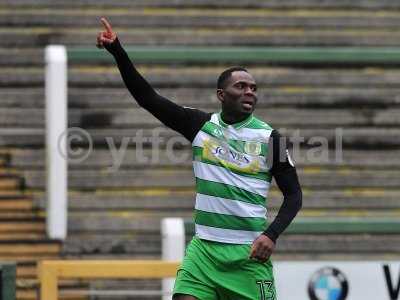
[1,0,400,298]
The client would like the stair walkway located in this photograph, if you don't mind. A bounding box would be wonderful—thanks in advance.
[0,153,59,299]
[0,152,93,300]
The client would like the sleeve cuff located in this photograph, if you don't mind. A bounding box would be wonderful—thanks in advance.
[262,227,279,243]
[104,37,123,55]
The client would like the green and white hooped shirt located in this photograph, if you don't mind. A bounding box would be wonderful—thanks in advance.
[192,112,273,244]
[106,40,300,245]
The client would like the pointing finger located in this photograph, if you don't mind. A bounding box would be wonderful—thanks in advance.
[100,17,113,33]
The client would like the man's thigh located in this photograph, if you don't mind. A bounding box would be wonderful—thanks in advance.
[173,269,218,300]
[217,259,277,300]
[173,238,219,300]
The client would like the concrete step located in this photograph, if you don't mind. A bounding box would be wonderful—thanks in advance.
[68,87,400,109]
[63,233,161,256]
[2,0,400,9]
[0,254,58,263]
[0,176,20,190]
[16,278,89,300]
[67,212,191,234]
[65,210,400,237]
[2,87,400,109]
[1,127,400,148]
[2,8,400,29]
[3,27,400,47]
[63,231,400,256]
[0,128,43,147]
[17,277,88,289]
[0,48,42,67]
[8,148,400,169]
[17,289,88,300]
[26,187,400,213]
[277,234,400,254]
[0,156,6,167]
[0,197,33,211]
[65,66,400,87]
[6,66,400,88]
[0,220,45,233]
[67,188,400,210]
[16,264,36,278]
[1,107,400,128]
[0,241,60,255]
[0,233,47,241]
[19,167,400,189]
[0,211,41,220]
[0,190,29,198]
[79,107,400,127]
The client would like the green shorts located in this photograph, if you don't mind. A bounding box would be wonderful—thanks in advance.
[173,237,276,300]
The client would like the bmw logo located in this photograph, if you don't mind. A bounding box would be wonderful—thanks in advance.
[308,267,349,300]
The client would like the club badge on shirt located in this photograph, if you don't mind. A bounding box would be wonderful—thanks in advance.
[244,141,262,156]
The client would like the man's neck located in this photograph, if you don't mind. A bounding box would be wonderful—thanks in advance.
[220,111,250,125]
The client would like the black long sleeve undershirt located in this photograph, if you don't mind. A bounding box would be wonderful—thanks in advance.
[104,38,302,243]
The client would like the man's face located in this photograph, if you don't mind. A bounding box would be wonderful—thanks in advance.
[217,71,258,119]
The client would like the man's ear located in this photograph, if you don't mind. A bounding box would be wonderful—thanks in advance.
[217,89,224,103]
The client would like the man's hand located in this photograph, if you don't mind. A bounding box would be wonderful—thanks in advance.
[96,17,117,48]
[249,234,275,263]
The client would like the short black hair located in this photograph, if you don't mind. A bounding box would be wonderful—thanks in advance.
[217,66,248,89]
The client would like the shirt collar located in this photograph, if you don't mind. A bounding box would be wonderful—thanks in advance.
[218,112,253,129]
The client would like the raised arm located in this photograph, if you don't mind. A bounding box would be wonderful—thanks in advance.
[96,17,210,142]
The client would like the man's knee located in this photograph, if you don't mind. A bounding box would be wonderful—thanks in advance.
[173,293,198,300]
